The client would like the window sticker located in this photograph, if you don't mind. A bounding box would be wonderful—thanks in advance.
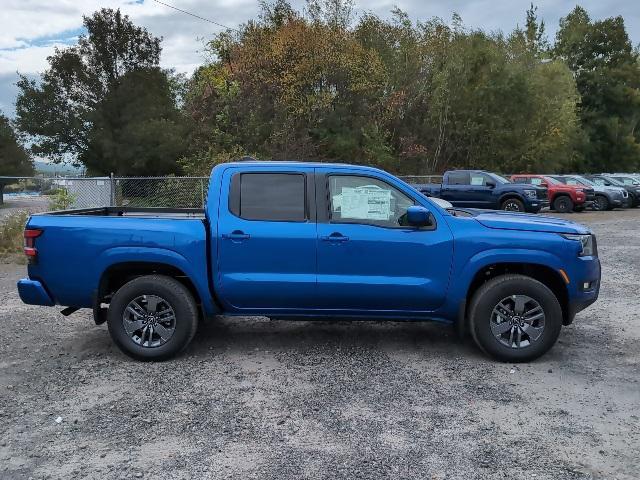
[338,186,392,220]
[470,175,484,186]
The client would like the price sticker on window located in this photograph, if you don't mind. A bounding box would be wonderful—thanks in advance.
[339,186,392,220]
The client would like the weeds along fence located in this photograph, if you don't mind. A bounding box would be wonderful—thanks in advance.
[0,174,442,210]
[0,176,210,209]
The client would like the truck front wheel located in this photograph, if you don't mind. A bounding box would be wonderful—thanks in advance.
[468,274,562,362]
[553,196,573,213]
[107,275,199,361]
[501,198,524,212]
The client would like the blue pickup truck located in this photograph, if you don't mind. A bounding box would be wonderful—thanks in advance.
[18,162,600,362]
[418,170,549,213]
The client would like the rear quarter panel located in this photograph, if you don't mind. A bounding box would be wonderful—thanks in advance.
[25,215,216,315]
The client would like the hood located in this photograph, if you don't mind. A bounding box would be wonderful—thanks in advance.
[471,210,590,234]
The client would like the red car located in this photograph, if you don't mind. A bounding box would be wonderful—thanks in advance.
[510,174,594,213]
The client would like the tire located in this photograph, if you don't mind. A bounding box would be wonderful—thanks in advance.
[107,275,199,361]
[468,274,563,362]
[501,198,525,212]
[573,205,585,212]
[593,195,609,211]
[552,195,573,213]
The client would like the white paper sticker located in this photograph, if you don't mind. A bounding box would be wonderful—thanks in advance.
[339,186,391,220]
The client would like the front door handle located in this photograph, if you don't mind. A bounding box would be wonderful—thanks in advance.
[222,230,251,241]
[321,233,349,243]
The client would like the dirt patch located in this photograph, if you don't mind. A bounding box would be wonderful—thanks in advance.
[0,209,639,479]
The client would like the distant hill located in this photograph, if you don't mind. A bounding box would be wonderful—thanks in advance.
[34,161,85,176]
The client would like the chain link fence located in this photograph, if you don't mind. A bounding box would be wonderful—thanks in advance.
[1,174,438,211]
[0,176,210,210]
[397,175,443,185]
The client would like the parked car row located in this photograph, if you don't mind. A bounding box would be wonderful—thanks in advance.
[415,170,640,213]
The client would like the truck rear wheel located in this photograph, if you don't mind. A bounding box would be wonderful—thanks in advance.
[468,274,562,362]
[553,196,573,213]
[107,275,198,361]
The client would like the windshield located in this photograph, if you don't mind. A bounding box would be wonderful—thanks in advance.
[564,176,593,187]
[542,176,560,185]
[612,176,640,186]
[488,173,511,184]
[603,176,625,187]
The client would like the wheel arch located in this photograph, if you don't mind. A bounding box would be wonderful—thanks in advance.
[464,262,569,326]
[94,246,218,317]
[499,193,525,204]
[98,262,202,308]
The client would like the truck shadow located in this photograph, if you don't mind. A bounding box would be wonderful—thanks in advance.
[187,316,481,359]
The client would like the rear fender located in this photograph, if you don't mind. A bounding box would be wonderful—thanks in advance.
[95,247,218,316]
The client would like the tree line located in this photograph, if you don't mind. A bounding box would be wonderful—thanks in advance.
[2,1,639,177]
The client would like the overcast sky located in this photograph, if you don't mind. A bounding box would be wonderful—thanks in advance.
[0,0,638,117]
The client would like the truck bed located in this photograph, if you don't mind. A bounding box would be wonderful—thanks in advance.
[37,206,205,219]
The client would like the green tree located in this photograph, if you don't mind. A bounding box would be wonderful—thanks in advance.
[554,7,640,172]
[180,1,585,176]
[16,8,187,175]
[0,114,34,204]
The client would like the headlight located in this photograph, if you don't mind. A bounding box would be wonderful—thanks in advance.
[561,233,595,256]
[524,189,537,199]
[575,189,584,194]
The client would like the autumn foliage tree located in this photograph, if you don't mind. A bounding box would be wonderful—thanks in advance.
[181,1,586,175]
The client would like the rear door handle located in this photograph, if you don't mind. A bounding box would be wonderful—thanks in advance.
[321,233,349,243]
[222,230,251,241]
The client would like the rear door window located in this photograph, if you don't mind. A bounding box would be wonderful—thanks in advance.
[230,173,307,221]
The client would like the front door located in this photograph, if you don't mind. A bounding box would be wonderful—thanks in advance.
[315,171,454,313]
[217,167,317,311]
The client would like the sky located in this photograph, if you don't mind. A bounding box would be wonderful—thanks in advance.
[0,0,638,117]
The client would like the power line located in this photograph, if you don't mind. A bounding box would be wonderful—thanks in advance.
[151,0,239,32]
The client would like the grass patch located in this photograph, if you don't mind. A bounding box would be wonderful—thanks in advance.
[0,210,29,263]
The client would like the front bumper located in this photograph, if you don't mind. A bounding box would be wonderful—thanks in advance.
[17,278,55,306]
[564,256,601,325]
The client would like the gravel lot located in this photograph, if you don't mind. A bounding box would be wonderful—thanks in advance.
[0,196,50,219]
[1,208,639,480]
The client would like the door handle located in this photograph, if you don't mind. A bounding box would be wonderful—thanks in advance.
[222,230,251,241]
[321,233,349,243]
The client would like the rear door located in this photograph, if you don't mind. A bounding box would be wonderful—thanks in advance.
[217,166,317,311]
[315,169,454,313]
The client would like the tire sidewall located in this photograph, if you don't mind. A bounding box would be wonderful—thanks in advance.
[553,196,573,213]
[470,276,562,362]
[594,195,608,211]
[107,276,197,361]
[501,198,524,212]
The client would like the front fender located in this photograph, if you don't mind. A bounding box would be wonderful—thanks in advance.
[95,247,217,316]
[441,247,566,318]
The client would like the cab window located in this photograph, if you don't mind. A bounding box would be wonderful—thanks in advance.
[328,175,415,228]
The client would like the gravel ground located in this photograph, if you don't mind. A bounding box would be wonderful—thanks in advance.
[0,196,50,219]
[1,208,639,480]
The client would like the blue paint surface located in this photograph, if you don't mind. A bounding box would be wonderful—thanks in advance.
[17,162,600,324]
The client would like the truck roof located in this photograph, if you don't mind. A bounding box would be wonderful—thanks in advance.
[214,161,389,175]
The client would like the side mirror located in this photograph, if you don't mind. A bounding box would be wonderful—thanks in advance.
[486,181,496,188]
[407,206,432,227]
[540,182,548,188]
